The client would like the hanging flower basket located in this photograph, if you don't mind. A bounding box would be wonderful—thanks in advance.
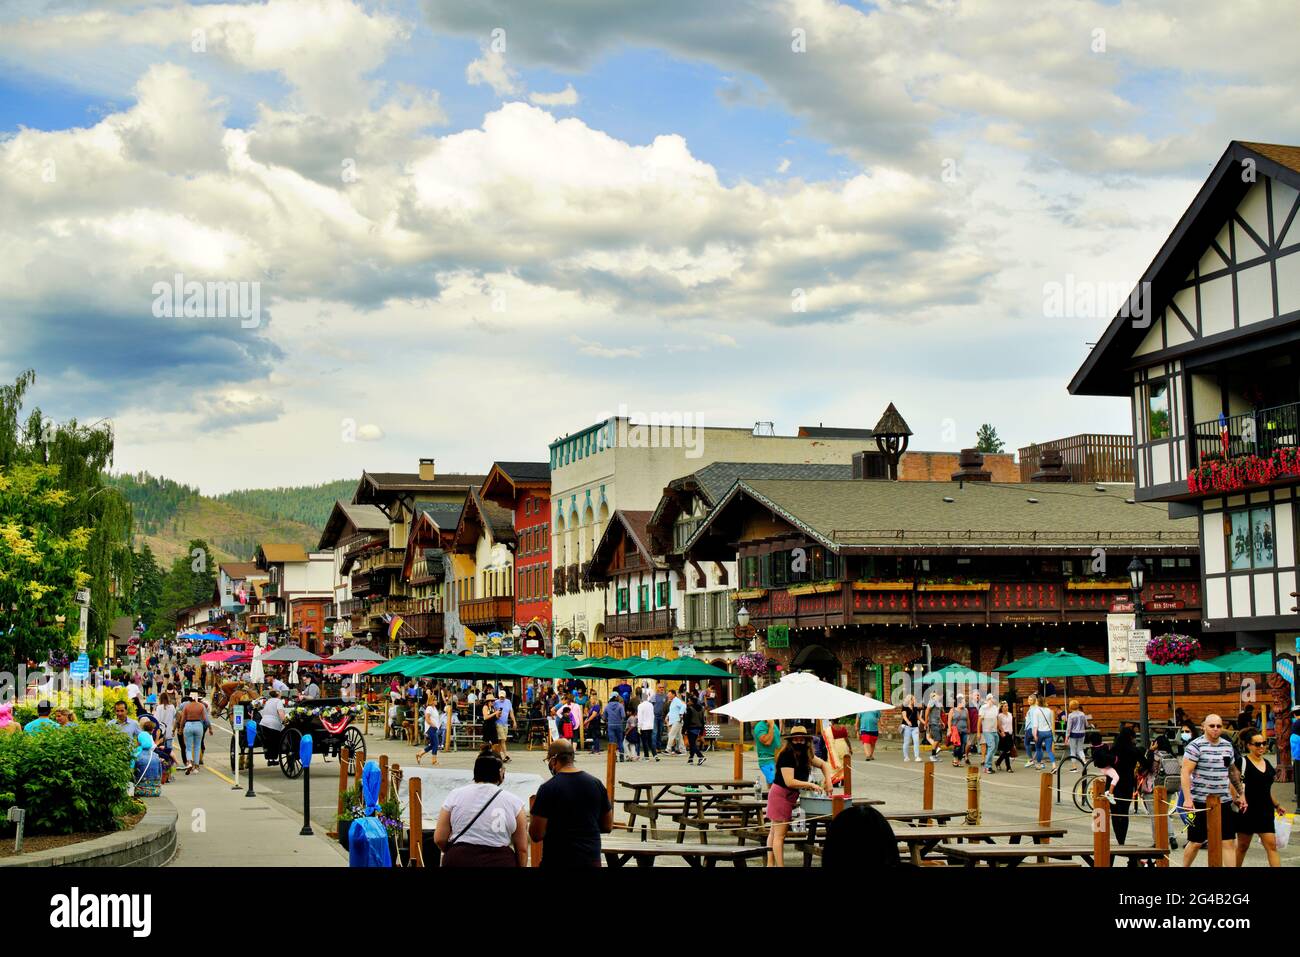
[736,652,775,678]
[1145,633,1200,666]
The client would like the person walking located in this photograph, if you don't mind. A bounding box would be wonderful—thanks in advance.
[1234,730,1285,867]
[979,695,1000,773]
[764,725,833,868]
[995,700,1015,772]
[493,691,517,763]
[666,689,686,755]
[1066,700,1089,764]
[684,693,707,765]
[178,691,210,775]
[259,688,287,762]
[858,709,879,761]
[652,684,667,751]
[1180,714,1244,867]
[1107,726,1154,845]
[754,718,781,786]
[529,740,613,868]
[583,696,602,754]
[966,691,981,766]
[603,694,625,762]
[947,695,969,767]
[1023,694,1039,767]
[636,694,659,762]
[900,694,921,762]
[435,747,527,867]
[1026,695,1056,770]
[417,696,441,766]
[924,690,945,762]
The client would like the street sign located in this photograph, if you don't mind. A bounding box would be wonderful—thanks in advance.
[75,588,91,605]
[1128,628,1151,663]
[1106,613,1137,674]
[766,624,790,648]
[233,707,244,731]
[126,643,138,657]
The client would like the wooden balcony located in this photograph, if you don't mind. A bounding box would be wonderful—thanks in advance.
[1193,400,1300,469]
[459,595,514,628]
[605,608,677,639]
[263,582,279,599]
[365,597,418,622]
[356,548,406,575]
[404,612,445,643]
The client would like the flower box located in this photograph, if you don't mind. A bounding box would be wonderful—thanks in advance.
[1188,446,1300,494]
[852,581,913,591]
[916,582,990,592]
[1064,580,1131,590]
[787,582,840,596]
[733,588,767,600]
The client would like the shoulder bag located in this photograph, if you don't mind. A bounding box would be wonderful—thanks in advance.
[448,788,505,847]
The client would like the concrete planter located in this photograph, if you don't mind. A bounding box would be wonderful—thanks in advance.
[0,798,177,868]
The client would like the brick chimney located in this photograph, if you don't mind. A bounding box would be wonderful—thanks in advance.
[951,448,991,482]
[1030,448,1071,483]
[419,458,436,481]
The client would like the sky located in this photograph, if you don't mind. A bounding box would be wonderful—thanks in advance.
[2,0,1299,493]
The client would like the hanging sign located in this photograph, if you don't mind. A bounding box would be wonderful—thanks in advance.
[1106,613,1137,674]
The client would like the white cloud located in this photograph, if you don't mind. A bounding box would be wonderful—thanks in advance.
[777,158,791,173]
[356,424,385,441]
[465,47,522,96]
[569,337,644,359]
[528,84,579,107]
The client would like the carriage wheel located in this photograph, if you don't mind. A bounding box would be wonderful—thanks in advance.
[342,727,366,775]
[280,728,303,779]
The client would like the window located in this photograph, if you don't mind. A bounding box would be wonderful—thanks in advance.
[657,580,671,607]
[1227,506,1275,570]
[617,588,629,612]
[771,550,789,586]
[639,584,650,611]
[1147,379,1171,440]
[741,556,762,588]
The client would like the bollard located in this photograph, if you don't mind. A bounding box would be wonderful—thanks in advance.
[300,765,314,837]
[379,754,389,803]
[330,747,350,839]
[923,760,935,811]
[1206,795,1223,867]
[1090,777,1111,867]
[1153,785,1169,868]
[965,765,981,825]
[528,795,542,867]
[408,778,423,868]
[1037,771,1053,828]
[733,741,743,781]
[605,743,616,804]
[842,759,852,799]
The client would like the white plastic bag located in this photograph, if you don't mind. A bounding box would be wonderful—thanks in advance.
[1274,814,1292,850]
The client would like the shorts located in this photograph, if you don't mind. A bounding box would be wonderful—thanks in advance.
[759,761,776,785]
[765,784,799,823]
[1185,799,1237,845]
[859,732,878,744]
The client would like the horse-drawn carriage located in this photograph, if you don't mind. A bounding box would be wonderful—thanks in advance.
[230,697,367,779]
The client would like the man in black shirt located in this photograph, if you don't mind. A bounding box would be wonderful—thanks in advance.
[529,739,613,867]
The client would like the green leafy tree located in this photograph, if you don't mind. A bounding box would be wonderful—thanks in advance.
[157,538,217,631]
[0,464,91,669]
[974,424,1006,454]
[0,371,133,660]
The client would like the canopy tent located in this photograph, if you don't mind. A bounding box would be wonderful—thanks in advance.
[633,657,736,680]
[330,646,388,662]
[258,646,326,664]
[1208,649,1273,673]
[712,671,892,722]
[995,649,1054,673]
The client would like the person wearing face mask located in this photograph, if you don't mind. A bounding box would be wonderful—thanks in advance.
[765,725,834,867]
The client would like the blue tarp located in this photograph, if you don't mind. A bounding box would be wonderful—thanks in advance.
[348,759,392,868]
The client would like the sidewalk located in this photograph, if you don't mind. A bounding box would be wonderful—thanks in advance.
[164,750,347,867]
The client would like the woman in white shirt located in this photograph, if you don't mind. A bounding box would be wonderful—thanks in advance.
[1027,697,1056,770]
[434,748,527,867]
[637,696,659,762]
[417,701,441,765]
[259,689,288,763]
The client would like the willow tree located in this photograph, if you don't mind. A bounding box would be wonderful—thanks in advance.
[0,370,133,662]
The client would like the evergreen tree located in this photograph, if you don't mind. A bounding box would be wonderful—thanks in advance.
[974,424,1006,454]
[131,543,165,632]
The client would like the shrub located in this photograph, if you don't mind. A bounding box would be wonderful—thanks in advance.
[12,686,130,725]
[0,724,135,835]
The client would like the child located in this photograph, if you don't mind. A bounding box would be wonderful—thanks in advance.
[1088,731,1120,804]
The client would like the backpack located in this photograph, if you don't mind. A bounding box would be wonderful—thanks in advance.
[1091,743,1114,769]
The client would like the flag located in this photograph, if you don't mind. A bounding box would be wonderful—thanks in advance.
[388,616,405,642]
[1219,412,1230,457]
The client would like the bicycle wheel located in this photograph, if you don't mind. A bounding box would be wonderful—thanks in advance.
[1072,773,1093,813]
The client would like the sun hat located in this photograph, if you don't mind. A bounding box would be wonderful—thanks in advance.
[786,724,814,739]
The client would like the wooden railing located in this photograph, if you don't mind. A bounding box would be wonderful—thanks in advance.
[604,609,676,638]
[459,595,514,627]
[404,612,445,642]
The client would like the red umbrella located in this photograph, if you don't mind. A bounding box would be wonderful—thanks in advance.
[199,651,240,663]
[325,660,378,675]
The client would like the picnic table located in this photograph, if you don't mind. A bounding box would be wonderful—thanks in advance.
[619,779,754,837]
[893,824,1069,866]
[880,808,969,826]
[600,836,770,868]
[709,795,886,844]
[938,843,1170,868]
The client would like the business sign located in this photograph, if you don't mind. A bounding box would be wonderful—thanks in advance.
[1106,613,1137,674]
[1128,628,1151,664]
[766,624,790,649]
[69,654,90,679]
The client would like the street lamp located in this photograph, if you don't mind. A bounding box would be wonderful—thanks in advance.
[736,606,750,629]
[1127,557,1150,749]
[733,606,756,651]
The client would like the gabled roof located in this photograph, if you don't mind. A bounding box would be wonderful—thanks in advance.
[480,461,550,508]
[683,479,1198,560]
[414,500,465,532]
[588,509,665,582]
[317,499,388,550]
[352,470,488,506]
[219,562,260,580]
[452,488,517,553]
[1071,140,1300,396]
[256,543,309,565]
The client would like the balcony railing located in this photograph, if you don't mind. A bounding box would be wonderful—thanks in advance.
[580,561,594,591]
[404,612,445,642]
[1193,401,1300,467]
[263,582,279,599]
[459,595,514,627]
[605,608,677,638]
[356,548,406,575]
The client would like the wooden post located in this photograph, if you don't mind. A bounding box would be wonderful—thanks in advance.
[923,759,934,810]
[354,747,365,784]
[841,758,852,798]
[364,699,370,735]
[832,795,844,819]
[1206,795,1223,867]
[329,746,350,839]
[965,765,981,825]
[379,754,389,803]
[1091,776,1111,867]
[1037,771,1053,843]
[733,740,743,781]
[1153,785,1169,867]
[445,704,453,752]
[408,777,423,868]
[605,743,616,804]
[528,794,542,867]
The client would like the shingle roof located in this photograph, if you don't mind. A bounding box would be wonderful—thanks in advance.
[416,501,465,531]
[493,461,551,482]
[362,471,488,489]
[219,562,261,580]
[690,462,855,507]
[872,403,913,437]
[691,480,1198,553]
[1239,141,1300,174]
[796,426,874,439]
[258,543,309,563]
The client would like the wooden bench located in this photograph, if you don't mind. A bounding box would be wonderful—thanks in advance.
[600,837,771,868]
[894,824,1069,866]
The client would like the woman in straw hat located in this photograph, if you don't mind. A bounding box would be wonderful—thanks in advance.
[765,725,833,867]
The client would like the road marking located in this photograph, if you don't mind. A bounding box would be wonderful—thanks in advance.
[204,765,238,786]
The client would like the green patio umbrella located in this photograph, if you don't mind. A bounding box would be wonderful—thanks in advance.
[1003,650,1109,679]
[633,657,737,680]
[1208,649,1273,672]
[367,655,421,677]
[567,656,632,678]
[512,656,576,679]
[920,663,994,683]
[994,649,1054,673]
[406,655,463,677]
[433,655,523,678]
[626,656,671,675]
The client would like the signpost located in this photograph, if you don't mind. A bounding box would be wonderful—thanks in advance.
[232,706,244,790]
[1106,613,1137,674]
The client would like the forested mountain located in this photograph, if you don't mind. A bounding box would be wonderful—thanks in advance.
[107,471,201,535]
[214,479,357,529]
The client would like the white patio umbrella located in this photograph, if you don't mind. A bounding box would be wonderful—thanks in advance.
[289,661,299,685]
[249,644,264,685]
[330,646,387,662]
[258,646,325,663]
[712,671,893,722]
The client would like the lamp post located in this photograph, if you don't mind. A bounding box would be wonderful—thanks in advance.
[1128,557,1150,749]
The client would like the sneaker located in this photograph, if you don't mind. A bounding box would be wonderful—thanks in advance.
[698,756,706,765]
[1104,792,1116,805]
[686,758,694,765]
[983,767,992,774]
[1069,766,1081,773]
[1035,763,1045,770]
[1024,759,1034,768]
[902,756,910,762]
[654,756,661,762]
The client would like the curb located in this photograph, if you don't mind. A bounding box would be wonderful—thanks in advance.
[0,797,178,868]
